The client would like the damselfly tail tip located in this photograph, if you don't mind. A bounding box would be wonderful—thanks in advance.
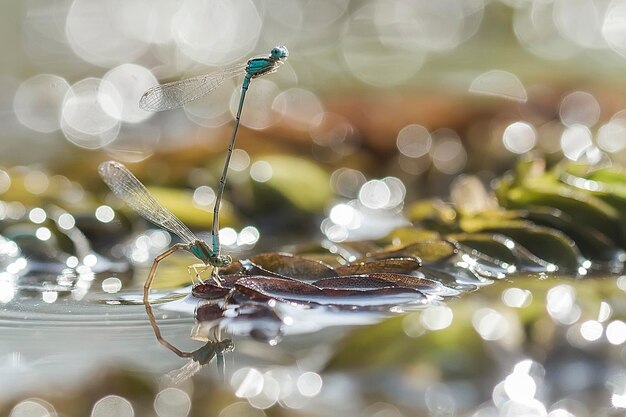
[98,160,123,179]
[138,90,154,112]
[98,160,112,176]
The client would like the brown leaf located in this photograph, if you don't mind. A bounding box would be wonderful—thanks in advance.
[314,273,459,297]
[246,252,338,281]
[335,241,381,258]
[233,276,426,307]
[335,257,422,275]
[366,273,459,296]
[192,274,245,299]
[313,276,399,290]
[218,260,245,276]
[374,240,456,263]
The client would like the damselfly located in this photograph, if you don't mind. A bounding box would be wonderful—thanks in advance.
[99,161,231,301]
[140,46,288,261]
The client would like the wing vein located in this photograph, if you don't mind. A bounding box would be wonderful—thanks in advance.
[139,63,247,112]
[99,161,199,244]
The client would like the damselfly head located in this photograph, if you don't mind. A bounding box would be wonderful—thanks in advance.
[270,46,289,61]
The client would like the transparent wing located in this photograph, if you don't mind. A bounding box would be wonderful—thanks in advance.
[139,63,247,112]
[99,161,199,244]
[165,360,202,385]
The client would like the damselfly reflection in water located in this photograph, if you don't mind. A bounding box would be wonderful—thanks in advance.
[144,297,234,383]
[99,46,289,302]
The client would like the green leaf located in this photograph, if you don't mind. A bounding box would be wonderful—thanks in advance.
[498,177,622,247]
[459,215,581,272]
[252,154,332,212]
[147,186,236,229]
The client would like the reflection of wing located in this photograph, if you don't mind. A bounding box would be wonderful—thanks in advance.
[164,360,202,385]
[139,63,247,112]
[99,161,199,245]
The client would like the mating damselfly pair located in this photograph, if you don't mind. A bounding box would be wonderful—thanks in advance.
[99,46,289,302]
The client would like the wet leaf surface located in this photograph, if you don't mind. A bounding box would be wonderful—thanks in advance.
[498,173,623,246]
[374,240,456,263]
[449,233,518,266]
[334,257,422,275]
[449,233,552,273]
[312,276,403,290]
[246,252,338,281]
[314,273,459,297]
[191,275,242,299]
[380,227,441,246]
[460,217,581,272]
[521,207,620,262]
[233,276,427,308]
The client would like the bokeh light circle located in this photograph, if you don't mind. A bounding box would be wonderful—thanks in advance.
[91,395,134,417]
[469,70,527,102]
[100,64,157,123]
[172,0,262,66]
[396,124,432,158]
[342,2,426,87]
[232,79,280,130]
[597,119,626,153]
[603,0,626,57]
[431,130,467,174]
[553,0,608,49]
[185,78,237,128]
[502,121,537,154]
[66,0,149,67]
[13,74,70,133]
[10,399,56,417]
[273,88,324,131]
[154,387,191,417]
[61,78,121,149]
[559,91,600,127]
[560,124,593,161]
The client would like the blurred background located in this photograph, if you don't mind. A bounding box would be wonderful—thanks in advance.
[3,0,626,248]
[3,0,626,416]
[4,0,626,189]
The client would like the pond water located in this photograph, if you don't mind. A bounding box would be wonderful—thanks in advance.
[2,230,625,417]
